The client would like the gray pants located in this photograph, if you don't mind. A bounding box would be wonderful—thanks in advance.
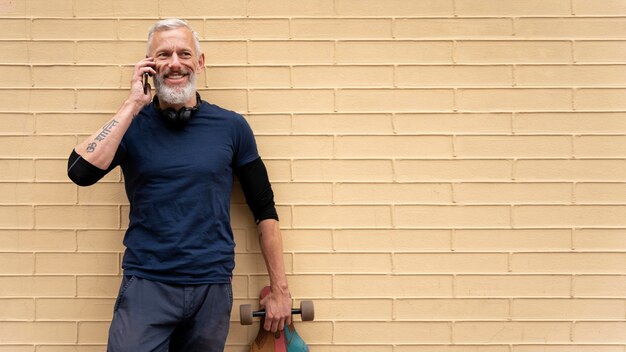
[107,276,232,352]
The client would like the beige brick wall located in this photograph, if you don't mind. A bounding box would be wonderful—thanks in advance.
[0,0,625,351]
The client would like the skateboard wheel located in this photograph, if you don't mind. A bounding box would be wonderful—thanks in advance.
[240,304,253,325]
[300,300,314,321]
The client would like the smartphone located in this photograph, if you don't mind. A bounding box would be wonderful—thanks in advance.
[143,72,150,95]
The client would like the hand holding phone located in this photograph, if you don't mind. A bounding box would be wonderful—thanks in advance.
[143,72,150,95]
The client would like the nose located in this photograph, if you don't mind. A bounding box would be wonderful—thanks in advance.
[168,52,181,69]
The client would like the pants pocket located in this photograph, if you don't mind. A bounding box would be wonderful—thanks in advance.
[114,275,136,312]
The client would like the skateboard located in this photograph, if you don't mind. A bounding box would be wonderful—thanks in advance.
[240,286,314,352]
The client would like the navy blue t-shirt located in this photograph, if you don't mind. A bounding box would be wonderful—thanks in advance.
[113,100,259,284]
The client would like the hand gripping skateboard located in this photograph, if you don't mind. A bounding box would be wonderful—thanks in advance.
[240,286,314,352]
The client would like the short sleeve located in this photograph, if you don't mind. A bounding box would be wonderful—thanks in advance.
[233,114,260,168]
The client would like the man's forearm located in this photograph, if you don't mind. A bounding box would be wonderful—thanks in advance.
[257,219,288,291]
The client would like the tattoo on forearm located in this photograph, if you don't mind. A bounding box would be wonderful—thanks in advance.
[86,119,120,153]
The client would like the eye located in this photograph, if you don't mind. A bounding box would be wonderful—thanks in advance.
[156,52,170,58]
[180,51,192,58]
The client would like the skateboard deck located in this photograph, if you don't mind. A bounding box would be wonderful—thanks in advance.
[242,286,312,352]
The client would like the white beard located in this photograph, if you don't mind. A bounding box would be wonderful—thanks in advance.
[154,71,197,106]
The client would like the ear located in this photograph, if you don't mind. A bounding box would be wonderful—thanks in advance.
[196,53,205,73]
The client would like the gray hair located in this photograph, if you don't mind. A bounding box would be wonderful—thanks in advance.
[146,18,202,56]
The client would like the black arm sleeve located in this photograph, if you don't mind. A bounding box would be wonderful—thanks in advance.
[235,157,279,224]
[67,149,121,186]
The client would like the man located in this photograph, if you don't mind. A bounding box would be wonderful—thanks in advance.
[67,19,291,352]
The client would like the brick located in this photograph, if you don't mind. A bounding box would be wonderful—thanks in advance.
[315,299,392,320]
[35,253,119,275]
[574,322,626,343]
[248,0,334,16]
[397,160,513,182]
[0,276,75,297]
[513,205,626,227]
[75,41,145,65]
[454,322,571,343]
[293,205,392,228]
[0,136,76,158]
[0,65,30,87]
[75,89,130,112]
[334,229,451,251]
[33,66,122,88]
[76,276,121,298]
[0,183,76,204]
[334,322,450,344]
[514,112,626,134]
[575,41,626,63]
[206,66,290,88]
[0,229,76,252]
[334,275,453,298]
[573,276,626,297]
[454,183,572,204]
[0,322,76,344]
[336,136,453,158]
[395,253,509,274]
[456,0,571,16]
[574,0,626,15]
[281,229,333,252]
[0,20,30,39]
[293,253,391,273]
[574,229,626,250]
[456,41,572,64]
[255,136,333,158]
[0,159,34,181]
[454,229,571,251]
[512,298,625,319]
[74,0,159,17]
[334,183,452,204]
[337,41,453,64]
[198,89,247,113]
[308,347,390,352]
[249,89,334,113]
[291,19,392,39]
[575,89,626,110]
[515,160,626,181]
[395,113,512,134]
[394,205,511,228]
[25,0,73,16]
[248,41,334,64]
[0,253,34,275]
[32,20,117,40]
[77,321,109,344]
[458,136,572,158]
[514,346,623,352]
[336,0,453,16]
[575,136,626,158]
[513,253,626,274]
[0,89,75,112]
[37,298,113,321]
[397,65,513,87]
[0,206,34,229]
[455,275,571,297]
[246,114,292,134]
[293,113,394,134]
[516,65,626,87]
[293,160,394,182]
[26,41,75,64]
[35,205,120,229]
[264,159,291,181]
[0,113,34,134]
[233,253,292,275]
[205,19,289,39]
[76,230,125,252]
[338,89,454,112]
[37,347,105,352]
[272,183,333,204]
[397,347,507,352]
[516,18,626,38]
[0,42,28,63]
[457,88,572,111]
[292,65,394,88]
[159,0,246,16]
[395,299,508,320]
[395,18,513,38]
[77,183,127,205]
[0,300,34,322]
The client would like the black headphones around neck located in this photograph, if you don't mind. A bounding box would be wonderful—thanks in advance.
[153,92,201,129]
